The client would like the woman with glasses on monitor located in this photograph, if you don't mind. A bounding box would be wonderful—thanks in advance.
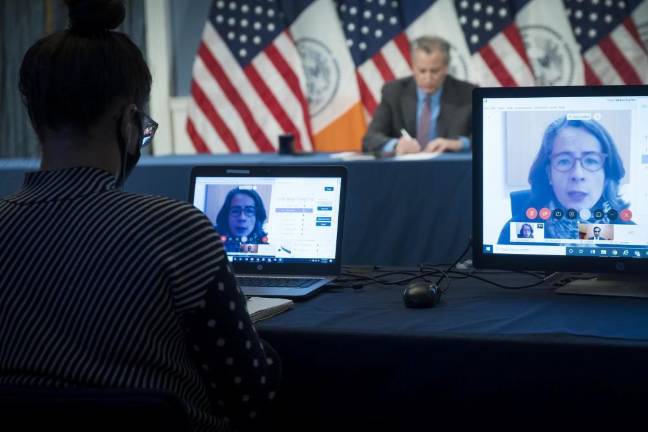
[498,116,631,244]
[517,223,534,239]
[0,1,280,430]
[216,188,270,252]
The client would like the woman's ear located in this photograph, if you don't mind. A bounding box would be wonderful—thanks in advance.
[118,103,139,153]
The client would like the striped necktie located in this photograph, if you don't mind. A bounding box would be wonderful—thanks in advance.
[417,94,432,145]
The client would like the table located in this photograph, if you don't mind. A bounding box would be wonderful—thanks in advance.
[256,268,648,429]
[0,154,472,266]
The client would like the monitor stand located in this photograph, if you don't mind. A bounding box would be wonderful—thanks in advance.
[554,274,648,298]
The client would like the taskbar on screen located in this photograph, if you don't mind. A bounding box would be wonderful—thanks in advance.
[228,255,334,264]
[483,244,648,258]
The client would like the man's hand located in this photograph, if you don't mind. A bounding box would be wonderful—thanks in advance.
[424,138,461,153]
[395,136,422,155]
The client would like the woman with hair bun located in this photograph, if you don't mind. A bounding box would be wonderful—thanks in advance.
[0,1,280,430]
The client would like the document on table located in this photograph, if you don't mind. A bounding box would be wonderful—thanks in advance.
[329,151,375,161]
[393,152,441,161]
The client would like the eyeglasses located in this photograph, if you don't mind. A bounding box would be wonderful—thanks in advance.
[139,112,158,148]
[550,151,607,173]
[229,206,256,217]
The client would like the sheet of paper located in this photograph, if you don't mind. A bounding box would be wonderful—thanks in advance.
[393,152,441,161]
[329,152,375,161]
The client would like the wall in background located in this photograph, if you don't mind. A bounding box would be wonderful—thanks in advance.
[0,0,146,158]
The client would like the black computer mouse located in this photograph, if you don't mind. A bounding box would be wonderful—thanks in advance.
[403,280,441,308]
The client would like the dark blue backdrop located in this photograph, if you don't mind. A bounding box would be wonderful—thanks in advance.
[0,153,472,266]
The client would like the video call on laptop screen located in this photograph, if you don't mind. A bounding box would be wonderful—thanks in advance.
[193,176,342,264]
[482,94,648,259]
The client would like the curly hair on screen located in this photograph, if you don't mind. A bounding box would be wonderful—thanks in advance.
[527,116,627,210]
[215,188,269,238]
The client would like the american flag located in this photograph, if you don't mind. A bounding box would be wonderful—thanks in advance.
[336,0,412,115]
[455,0,535,86]
[186,0,313,153]
[183,1,648,154]
[564,0,648,85]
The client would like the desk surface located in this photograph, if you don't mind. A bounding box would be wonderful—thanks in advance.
[259,269,648,342]
[257,269,648,429]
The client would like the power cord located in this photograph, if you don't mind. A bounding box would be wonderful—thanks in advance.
[334,239,569,291]
[334,239,474,292]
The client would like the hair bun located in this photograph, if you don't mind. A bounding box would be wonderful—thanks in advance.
[66,0,125,33]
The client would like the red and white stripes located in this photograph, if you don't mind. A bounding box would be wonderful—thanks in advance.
[187,23,313,154]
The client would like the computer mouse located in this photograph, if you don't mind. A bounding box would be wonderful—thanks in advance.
[403,280,441,308]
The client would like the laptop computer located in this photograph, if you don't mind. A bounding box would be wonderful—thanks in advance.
[189,165,347,299]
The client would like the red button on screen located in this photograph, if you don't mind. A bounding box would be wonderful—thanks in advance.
[620,209,633,221]
[526,207,538,219]
[539,208,551,220]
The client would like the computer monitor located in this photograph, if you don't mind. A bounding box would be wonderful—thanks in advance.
[473,85,648,295]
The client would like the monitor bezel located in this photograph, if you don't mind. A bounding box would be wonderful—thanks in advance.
[472,85,648,274]
[189,164,347,276]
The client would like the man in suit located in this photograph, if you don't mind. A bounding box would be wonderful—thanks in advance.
[362,36,475,155]
[588,226,606,240]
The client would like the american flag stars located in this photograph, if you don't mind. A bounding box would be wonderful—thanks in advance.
[337,0,404,65]
[211,0,285,63]
[456,0,513,52]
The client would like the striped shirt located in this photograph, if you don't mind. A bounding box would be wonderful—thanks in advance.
[0,166,280,432]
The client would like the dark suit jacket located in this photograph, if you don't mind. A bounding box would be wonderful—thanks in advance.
[362,75,475,153]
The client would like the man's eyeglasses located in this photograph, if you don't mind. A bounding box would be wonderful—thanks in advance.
[550,151,607,173]
[229,206,256,217]
[139,112,158,148]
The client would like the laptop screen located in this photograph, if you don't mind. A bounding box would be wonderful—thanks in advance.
[192,174,343,265]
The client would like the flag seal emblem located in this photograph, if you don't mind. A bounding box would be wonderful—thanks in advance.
[296,37,340,117]
[520,25,575,86]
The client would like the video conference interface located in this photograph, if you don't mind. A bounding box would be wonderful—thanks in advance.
[193,176,342,264]
[481,95,648,259]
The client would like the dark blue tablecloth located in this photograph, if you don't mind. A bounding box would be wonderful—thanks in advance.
[0,154,472,266]
[256,270,648,429]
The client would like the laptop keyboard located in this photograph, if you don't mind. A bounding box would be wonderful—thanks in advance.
[238,277,321,288]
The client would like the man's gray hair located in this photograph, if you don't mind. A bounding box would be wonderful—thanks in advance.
[411,36,450,65]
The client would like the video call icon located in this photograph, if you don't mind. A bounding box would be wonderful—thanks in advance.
[620,209,633,222]
[525,207,538,219]
[593,209,604,219]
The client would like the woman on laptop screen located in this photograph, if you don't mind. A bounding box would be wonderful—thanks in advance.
[216,187,270,252]
[498,116,631,244]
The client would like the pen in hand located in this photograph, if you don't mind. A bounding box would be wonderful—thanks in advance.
[400,128,412,140]
[397,128,422,155]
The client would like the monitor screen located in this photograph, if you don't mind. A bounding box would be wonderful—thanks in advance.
[474,85,648,273]
[192,175,343,265]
